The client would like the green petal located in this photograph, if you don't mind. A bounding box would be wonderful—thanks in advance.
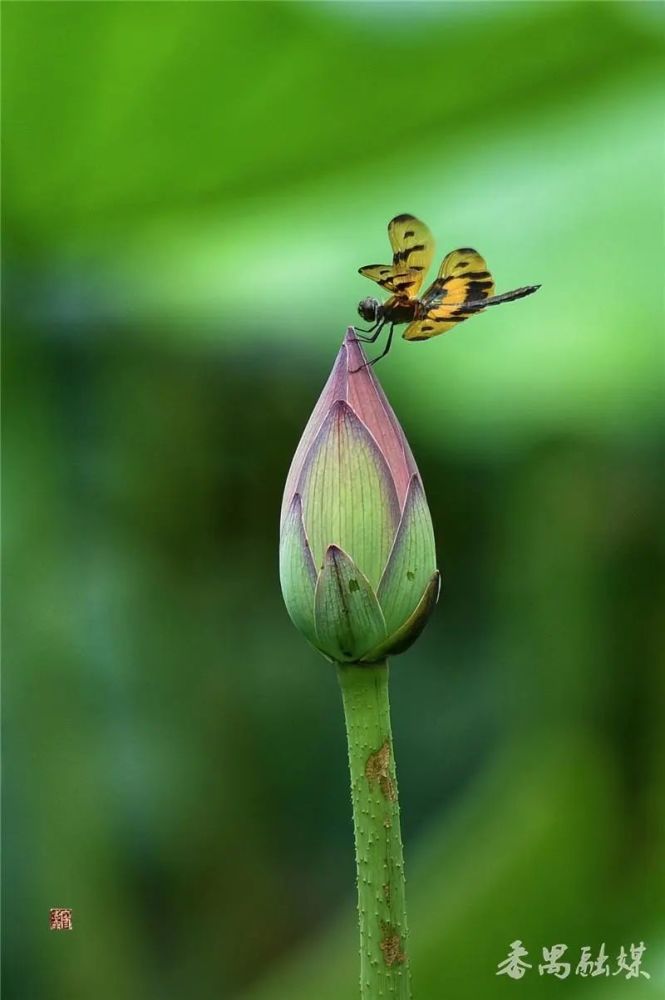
[362,571,441,662]
[299,400,399,589]
[279,493,318,646]
[314,545,387,662]
[377,475,437,635]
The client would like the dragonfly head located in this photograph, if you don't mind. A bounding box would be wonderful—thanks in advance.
[357,297,381,323]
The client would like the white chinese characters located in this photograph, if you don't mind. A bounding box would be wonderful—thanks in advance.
[497,941,650,980]
[496,940,532,980]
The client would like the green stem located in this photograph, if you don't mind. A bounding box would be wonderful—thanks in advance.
[337,660,412,999]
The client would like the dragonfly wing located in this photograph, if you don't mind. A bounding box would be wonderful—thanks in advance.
[359,214,434,299]
[403,248,495,340]
[358,265,423,297]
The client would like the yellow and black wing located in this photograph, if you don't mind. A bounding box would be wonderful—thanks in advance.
[359,214,434,299]
[403,248,495,340]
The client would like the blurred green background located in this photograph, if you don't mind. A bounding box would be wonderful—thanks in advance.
[3,2,664,998]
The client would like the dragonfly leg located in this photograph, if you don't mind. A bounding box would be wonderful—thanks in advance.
[351,324,395,372]
[353,318,386,342]
[366,323,395,367]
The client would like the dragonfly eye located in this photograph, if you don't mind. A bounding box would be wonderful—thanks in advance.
[358,298,378,322]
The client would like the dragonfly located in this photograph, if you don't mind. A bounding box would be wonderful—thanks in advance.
[355,214,540,366]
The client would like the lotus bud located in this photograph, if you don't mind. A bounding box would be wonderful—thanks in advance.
[279,329,440,663]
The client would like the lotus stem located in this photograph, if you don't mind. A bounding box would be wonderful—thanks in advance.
[337,660,412,999]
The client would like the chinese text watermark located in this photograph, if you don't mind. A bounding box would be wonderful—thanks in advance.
[497,940,649,980]
[49,908,73,931]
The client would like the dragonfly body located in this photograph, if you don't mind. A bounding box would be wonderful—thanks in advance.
[358,295,417,329]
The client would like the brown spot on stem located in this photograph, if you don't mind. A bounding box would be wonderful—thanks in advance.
[382,882,391,902]
[380,922,406,966]
[365,741,396,801]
